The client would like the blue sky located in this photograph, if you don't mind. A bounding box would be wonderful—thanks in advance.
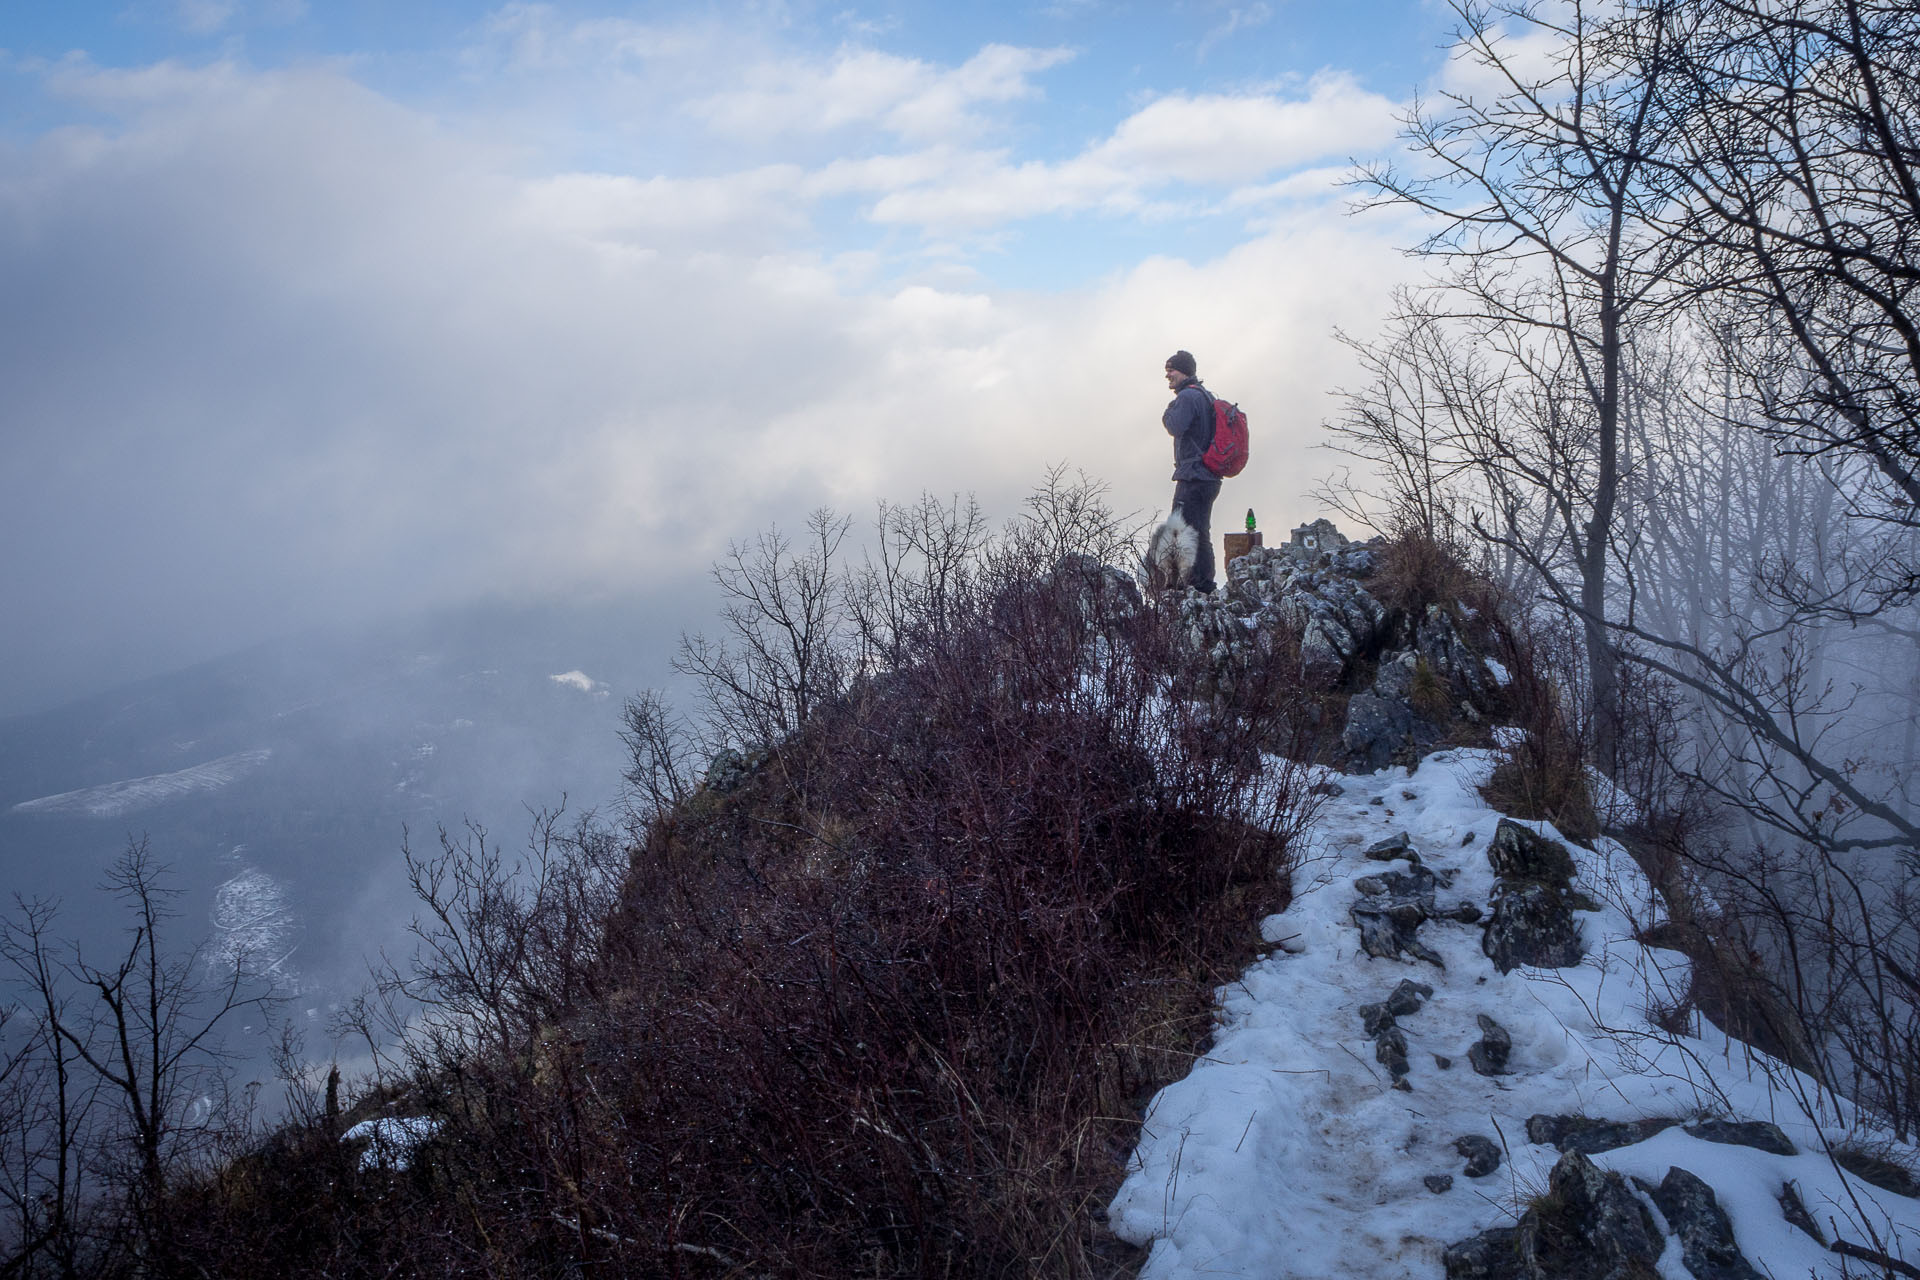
[4,1,1454,284]
[0,0,1465,712]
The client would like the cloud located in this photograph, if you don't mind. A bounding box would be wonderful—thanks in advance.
[867,72,1400,228]
[177,0,240,34]
[1223,165,1354,210]
[1436,15,1571,98]
[0,51,1418,713]
[519,165,812,250]
[688,42,1074,143]
[549,670,610,698]
[165,0,305,36]
[469,4,699,74]
[1197,4,1274,60]
[1092,74,1395,183]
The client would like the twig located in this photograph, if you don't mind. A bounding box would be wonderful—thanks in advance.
[1831,1238,1920,1280]
[1340,1041,1382,1083]
[550,1213,639,1248]
[1235,1109,1258,1153]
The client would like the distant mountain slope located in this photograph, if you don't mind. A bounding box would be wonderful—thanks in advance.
[0,595,681,1077]
[12,747,275,818]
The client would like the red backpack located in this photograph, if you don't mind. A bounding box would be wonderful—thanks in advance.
[1201,393,1249,479]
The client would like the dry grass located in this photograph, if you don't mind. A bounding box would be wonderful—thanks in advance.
[1371,528,1501,623]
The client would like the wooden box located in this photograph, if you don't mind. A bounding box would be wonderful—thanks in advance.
[1223,530,1263,566]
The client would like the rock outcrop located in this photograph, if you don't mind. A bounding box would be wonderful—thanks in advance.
[1482,820,1588,973]
[1162,533,1508,771]
[1112,537,1920,1279]
[1449,1152,1664,1280]
[1351,862,1448,969]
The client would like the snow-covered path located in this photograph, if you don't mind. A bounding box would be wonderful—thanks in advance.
[1109,749,1920,1278]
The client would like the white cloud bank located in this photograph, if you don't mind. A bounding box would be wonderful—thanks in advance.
[0,40,1423,712]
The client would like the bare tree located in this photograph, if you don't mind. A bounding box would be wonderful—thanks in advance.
[1561,0,1920,854]
[0,839,277,1276]
[1328,0,1920,1154]
[1654,0,1920,540]
[0,904,96,1280]
[1320,308,1497,546]
[1351,0,1691,770]
[1586,315,1920,853]
[845,490,990,672]
[673,508,856,754]
[618,689,697,829]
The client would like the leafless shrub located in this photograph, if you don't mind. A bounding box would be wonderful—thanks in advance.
[356,806,625,1070]
[675,507,858,754]
[1424,567,1605,844]
[567,499,1309,1275]
[153,475,1311,1278]
[1832,1137,1920,1201]
[1371,525,1500,627]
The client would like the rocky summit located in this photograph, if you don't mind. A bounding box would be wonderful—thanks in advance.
[1166,538,1509,772]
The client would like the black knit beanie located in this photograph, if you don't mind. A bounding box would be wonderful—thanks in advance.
[1166,350,1197,378]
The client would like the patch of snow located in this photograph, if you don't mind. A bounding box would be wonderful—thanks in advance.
[1491,724,1527,749]
[1588,766,1644,828]
[1109,749,1920,1278]
[10,748,272,819]
[1482,655,1511,687]
[208,867,298,987]
[343,1115,441,1171]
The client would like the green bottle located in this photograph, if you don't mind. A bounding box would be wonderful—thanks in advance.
[1246,508,1257,533]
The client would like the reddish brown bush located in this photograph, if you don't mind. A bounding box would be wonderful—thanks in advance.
[146,482,1312,1279]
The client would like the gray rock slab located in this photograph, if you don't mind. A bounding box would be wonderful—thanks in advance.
[1385,978,1434,1016]
[1683,1119,1797,1157]
[1644,1165,1764,1280]
[1364,831,1421,862]
[1527,1113,1681,1155]
[1482,880,1584,973]
[1487,818,1576,885]
[1517,1151,1664,1280]
[1442,1227,1522,1280]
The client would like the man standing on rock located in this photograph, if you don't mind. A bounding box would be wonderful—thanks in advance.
[1161,349,1220,593]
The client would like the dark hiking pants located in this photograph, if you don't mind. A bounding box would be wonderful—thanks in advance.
[1172,478,1222,593]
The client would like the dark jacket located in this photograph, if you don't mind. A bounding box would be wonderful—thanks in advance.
[1164,380,1216,483]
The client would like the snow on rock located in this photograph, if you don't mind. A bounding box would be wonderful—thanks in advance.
[1109,748,1920,1278]
[342,1116,442,1171]
[9,748,272,819]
